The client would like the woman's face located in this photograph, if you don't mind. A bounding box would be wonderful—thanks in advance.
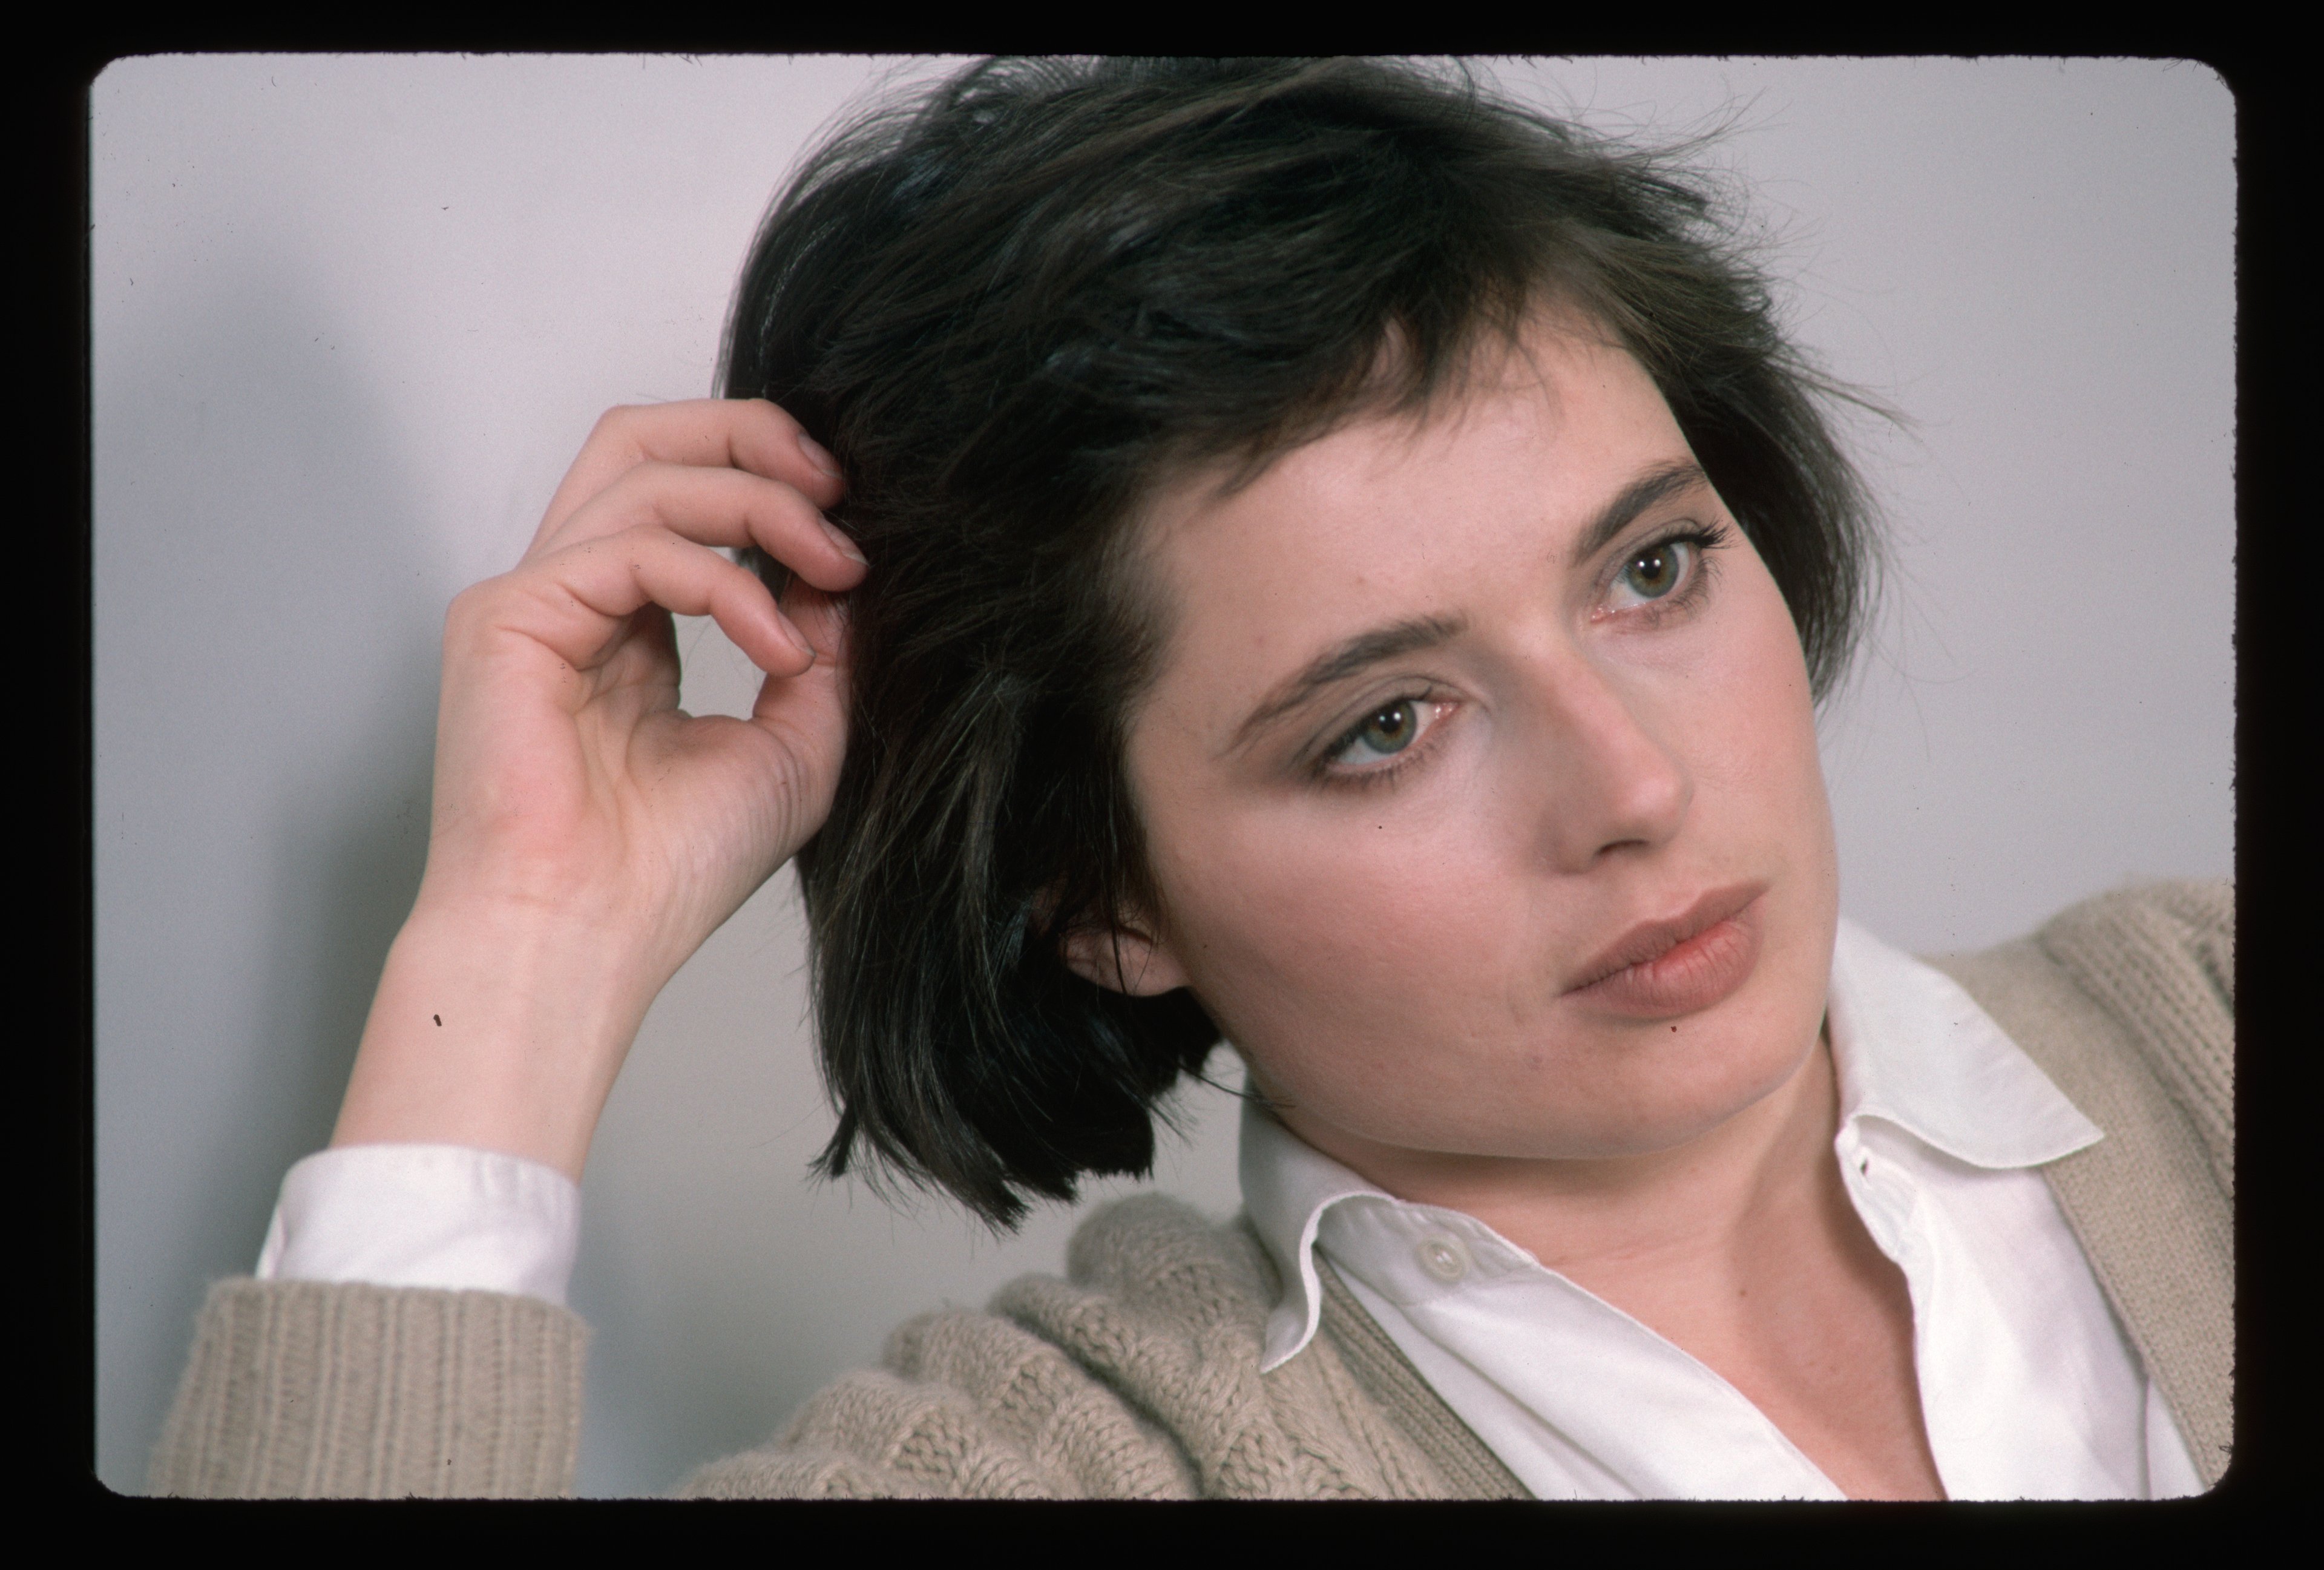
[1101,320,1841,1175]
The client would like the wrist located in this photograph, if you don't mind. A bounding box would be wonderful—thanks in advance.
[331,896,665,1180]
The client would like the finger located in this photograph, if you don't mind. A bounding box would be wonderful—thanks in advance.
[531,462,867,596]
[748,594,851,757]
[474,525,818,680]
[779,579,852,666]
[535,399,845,548]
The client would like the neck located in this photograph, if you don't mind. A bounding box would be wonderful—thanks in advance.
[1272,1025,1842,1299]
[1267,1023,1945,1500]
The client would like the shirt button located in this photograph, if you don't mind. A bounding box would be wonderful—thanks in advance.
[1416,1233,1471,1284]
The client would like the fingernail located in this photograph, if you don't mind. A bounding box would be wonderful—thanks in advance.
[776,613,815,663]
[820,517,867,565]
[796,431,841,478]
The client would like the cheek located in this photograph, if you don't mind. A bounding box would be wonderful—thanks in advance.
[1133,735,1537,1071]
[1681,567,1842,981]
[1167,866,1537,1144]
[1141,740,1644,1102]
[1149,803,1506,1037]
[1679,556,1827,804]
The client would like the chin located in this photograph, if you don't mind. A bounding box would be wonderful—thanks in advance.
[1298,997,1820,1165]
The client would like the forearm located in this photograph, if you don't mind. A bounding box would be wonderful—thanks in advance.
[332,895,665,1181]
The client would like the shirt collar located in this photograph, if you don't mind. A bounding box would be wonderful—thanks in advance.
[1238,1094,1396,1371]
[1238,914,2104,1373]
[1825,916,2101,1169]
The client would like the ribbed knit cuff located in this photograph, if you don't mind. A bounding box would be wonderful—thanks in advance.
[148,1278,587,1498]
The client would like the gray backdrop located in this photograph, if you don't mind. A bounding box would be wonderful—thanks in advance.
[92,56,2234,1496]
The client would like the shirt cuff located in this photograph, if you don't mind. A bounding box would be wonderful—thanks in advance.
[254,1143,580,1308]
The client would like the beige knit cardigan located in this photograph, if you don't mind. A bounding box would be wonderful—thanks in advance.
[148,879,2234,1499]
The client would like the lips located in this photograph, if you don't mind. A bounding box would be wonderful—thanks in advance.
[1563,882,1767,1019]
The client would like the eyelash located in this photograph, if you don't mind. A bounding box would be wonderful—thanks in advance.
[1308,521,1732,792]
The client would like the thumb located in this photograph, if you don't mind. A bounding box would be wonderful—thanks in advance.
[782,581,853,670]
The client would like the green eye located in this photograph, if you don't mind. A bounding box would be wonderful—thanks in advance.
[1607,528,1727,616]
[1357,701,1419,756]
[1330,697,1433,771]
[1322,692,1452,780]
[1622,542,1684,599]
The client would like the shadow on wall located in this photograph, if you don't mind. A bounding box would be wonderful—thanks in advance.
[97,262,443,1490]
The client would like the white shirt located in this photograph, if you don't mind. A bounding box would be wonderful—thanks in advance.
[258,918,2202,1499]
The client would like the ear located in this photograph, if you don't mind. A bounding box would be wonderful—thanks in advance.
[1058,916,1192,998]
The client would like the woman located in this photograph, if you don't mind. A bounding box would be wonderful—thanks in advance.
[147,57,2231,1500]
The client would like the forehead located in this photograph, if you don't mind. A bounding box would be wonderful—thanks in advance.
[1144,321,1677,559]
[1128,326,1690,708]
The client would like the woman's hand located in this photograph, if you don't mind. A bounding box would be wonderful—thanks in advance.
[330,400,865,1178]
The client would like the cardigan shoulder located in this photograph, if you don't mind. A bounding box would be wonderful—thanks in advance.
[678,1192,1486,1499]
[677,1192,1254,1499]
[2031,878,2233,1195]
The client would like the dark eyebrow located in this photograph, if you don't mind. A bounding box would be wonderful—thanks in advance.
[1229,613,1468,755]
[1567,459,1713,570]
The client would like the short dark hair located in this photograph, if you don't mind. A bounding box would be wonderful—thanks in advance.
[720,56,1883,1227]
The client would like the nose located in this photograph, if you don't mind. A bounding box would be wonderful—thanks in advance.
[1523,655,1692,873]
